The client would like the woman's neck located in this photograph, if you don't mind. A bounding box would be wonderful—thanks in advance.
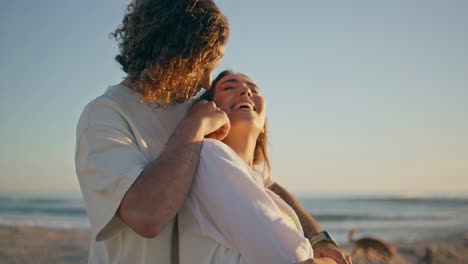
[222,129,258,167]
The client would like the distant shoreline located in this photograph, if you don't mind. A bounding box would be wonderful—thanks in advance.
[2,192,467,245]
[2,190,468,198]
[1,225,467,263]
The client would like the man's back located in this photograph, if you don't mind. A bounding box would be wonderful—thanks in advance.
[75,85,191,263]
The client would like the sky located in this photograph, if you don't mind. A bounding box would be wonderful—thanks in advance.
[0,0,467,194]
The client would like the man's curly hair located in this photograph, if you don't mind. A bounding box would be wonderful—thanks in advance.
[111,0,229,104]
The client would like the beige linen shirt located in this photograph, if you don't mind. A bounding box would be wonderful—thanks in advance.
[75,84,192,264]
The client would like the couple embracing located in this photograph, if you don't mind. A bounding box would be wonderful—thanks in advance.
[75,1,351,263]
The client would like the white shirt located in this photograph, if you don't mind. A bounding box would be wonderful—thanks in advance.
[75,84,192,263]
[178,139,314,264]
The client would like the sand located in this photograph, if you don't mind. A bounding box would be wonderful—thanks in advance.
[1,226,467,263]
[0,226,89,264]
[342,231,468,264]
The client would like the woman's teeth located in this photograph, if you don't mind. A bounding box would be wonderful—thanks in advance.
[233,102,253,110]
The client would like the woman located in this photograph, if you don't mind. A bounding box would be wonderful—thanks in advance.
[178,71,336,264]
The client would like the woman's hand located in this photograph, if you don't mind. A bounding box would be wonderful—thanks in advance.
[313,242,352,264]
[300,257,337,264]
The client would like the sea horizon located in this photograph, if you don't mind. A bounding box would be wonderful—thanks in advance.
[1,190,467,244]
[2,189,468,198]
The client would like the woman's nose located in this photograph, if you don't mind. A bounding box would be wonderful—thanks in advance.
[239,85,252,97]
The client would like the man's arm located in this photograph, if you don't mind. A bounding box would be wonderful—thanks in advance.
[117,101,230,238]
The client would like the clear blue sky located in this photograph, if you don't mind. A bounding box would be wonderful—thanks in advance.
[1,0,467,194]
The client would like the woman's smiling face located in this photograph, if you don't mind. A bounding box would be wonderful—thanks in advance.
[212,74,266,134]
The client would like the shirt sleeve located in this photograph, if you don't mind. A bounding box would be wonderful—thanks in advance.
[192,139,313,264]
[75,99,149,241]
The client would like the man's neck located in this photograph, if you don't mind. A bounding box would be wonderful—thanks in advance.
[121,78,138,91]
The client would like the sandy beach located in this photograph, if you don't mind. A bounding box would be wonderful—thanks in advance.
[0,226,89,264]
[0,226,467,263]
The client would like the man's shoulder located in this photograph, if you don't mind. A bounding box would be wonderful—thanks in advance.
[77,84,195,134]
[76,85,136,131]
[81,85,129,110]
[90,84,142,109]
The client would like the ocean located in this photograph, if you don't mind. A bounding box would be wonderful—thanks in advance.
[1,192,467,244]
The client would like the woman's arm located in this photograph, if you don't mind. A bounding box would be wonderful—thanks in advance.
[191,139,313,264]
[269,183,352,264]
[268,182,322,240]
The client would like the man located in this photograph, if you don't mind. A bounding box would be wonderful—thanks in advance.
[75,0,350,263]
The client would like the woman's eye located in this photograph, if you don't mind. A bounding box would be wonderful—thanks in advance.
[223,86,234,91]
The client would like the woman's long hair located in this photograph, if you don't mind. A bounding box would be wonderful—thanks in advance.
[199,70,272,183]
[111,0,229,105]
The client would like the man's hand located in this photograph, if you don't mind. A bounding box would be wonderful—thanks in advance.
[117,99,229,238]
[313,242,352,264]
[300,257,337,264]
[188,100,230,141]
